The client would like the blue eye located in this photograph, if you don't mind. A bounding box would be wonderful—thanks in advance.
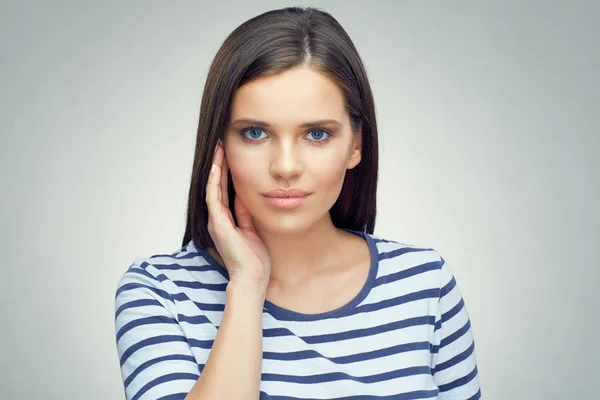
[242,128,268,140]
[308,129,330,141]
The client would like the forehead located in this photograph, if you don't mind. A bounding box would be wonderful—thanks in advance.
[230,68,348,126]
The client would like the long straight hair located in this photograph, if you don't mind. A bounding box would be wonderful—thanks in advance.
[182,6,378,250]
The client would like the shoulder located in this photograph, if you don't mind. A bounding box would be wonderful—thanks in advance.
[114,240,228,302]
[365,232,449,292]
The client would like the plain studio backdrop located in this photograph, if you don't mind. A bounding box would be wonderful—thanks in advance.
[1,1,598,399]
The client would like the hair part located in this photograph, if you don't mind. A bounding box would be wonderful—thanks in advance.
[182,6,378,250]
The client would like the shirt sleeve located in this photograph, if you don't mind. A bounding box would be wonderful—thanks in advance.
[431,255,482,399]
[114,262,200,400]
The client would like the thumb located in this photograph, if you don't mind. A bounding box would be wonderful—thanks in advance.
[234,194,256,232]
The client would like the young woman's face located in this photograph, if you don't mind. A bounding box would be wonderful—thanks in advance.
[223,67,362,235]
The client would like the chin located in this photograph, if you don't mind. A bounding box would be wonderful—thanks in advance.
[240,193,334,235]
[254,213,314,235]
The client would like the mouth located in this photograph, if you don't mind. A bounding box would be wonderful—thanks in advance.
[262,191,310,210]
[263,188,310,198]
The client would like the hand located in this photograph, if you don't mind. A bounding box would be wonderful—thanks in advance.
[205,140,271,289]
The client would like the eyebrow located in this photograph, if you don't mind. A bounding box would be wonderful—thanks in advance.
[231,118,342,128]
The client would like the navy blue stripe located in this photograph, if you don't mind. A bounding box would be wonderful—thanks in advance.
[261,365,430,384]
[437,365,478,393]
[432,341,475,374]
[440,319,471,349]
[379,247,433,261]
[172,280,228,291]
[120,335,188,366]
[466,389,482,400]
[138,261,154,270]
[157,394,187,400]
[263,340,431,364]
[260,389,439,400]
[431,319,472,354]
[262,349,321,361]
[263,315,435,341]
[442,298,465,323]
[152,258,229,280]
[373,260,440,288]
[150,251,201,260]
[302,315,435,344]
[117,283,226,313]
[126,267,157,281]
[187,338,214,349]
[356,289,439,315]
[119,288,225,313]
[440,276,456,297]
[176,251,204,260]
[177,251,202,259]
[434,296,464,334]
[151,263,214,271]
[138,261,218,287]
[116,283,172,301]
[177,313,213,325]
[372,237,395,244]
[116,315,178,342]
[124,354,196,388]
[430,342,439,354]
[192,301,225,312]
[262,327,292,337]
[272,288,438,322]
[115,299,162,319]
[335,341,431,364]
[131,372,199,400]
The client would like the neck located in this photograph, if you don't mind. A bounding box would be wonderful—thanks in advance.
[255,215,345,286]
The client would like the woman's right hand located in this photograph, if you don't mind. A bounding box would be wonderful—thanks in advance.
[205,140,271,290]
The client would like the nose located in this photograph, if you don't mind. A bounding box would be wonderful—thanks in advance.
[269,138,303,180]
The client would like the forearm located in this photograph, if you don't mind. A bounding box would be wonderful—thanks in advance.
[185,278,266,400]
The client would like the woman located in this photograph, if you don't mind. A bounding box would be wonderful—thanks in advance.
[115,6,481,400]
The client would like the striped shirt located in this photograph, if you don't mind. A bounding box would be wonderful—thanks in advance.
[114,228,481,399]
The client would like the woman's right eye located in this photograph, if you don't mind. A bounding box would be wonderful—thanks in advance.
[240,127,268,141]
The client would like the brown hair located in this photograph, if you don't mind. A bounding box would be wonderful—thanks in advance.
[182,6,379,250]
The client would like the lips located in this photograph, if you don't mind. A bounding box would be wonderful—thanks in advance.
[262,188,310,210]
[263,188,310,198]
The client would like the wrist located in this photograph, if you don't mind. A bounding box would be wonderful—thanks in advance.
[227,274,268,300]
[229,268,269,288]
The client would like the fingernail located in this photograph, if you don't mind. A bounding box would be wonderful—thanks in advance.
[210,164,216,174]
[214,144,218,154]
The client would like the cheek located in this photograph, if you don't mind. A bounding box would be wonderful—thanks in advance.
[225,146,262,192]
[312,152,349,187]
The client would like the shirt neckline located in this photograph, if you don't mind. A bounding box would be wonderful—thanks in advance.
[195,227,380,321]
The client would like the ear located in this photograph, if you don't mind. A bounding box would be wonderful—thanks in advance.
[346,127,362,170]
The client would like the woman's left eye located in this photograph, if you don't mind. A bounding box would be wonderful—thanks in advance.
[307,129,331,142]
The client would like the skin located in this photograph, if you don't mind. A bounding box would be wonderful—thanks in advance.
[208,66,371,313]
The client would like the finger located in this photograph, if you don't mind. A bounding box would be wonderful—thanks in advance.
[213,143,236,226]
[234,194,256,232]
[212,143,224,204]
[220,151,229,210]
[206,146,231,231]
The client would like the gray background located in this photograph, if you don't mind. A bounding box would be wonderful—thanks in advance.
[1,1,598,399]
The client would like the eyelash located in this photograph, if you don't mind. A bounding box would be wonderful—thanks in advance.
[238,126,333,146]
